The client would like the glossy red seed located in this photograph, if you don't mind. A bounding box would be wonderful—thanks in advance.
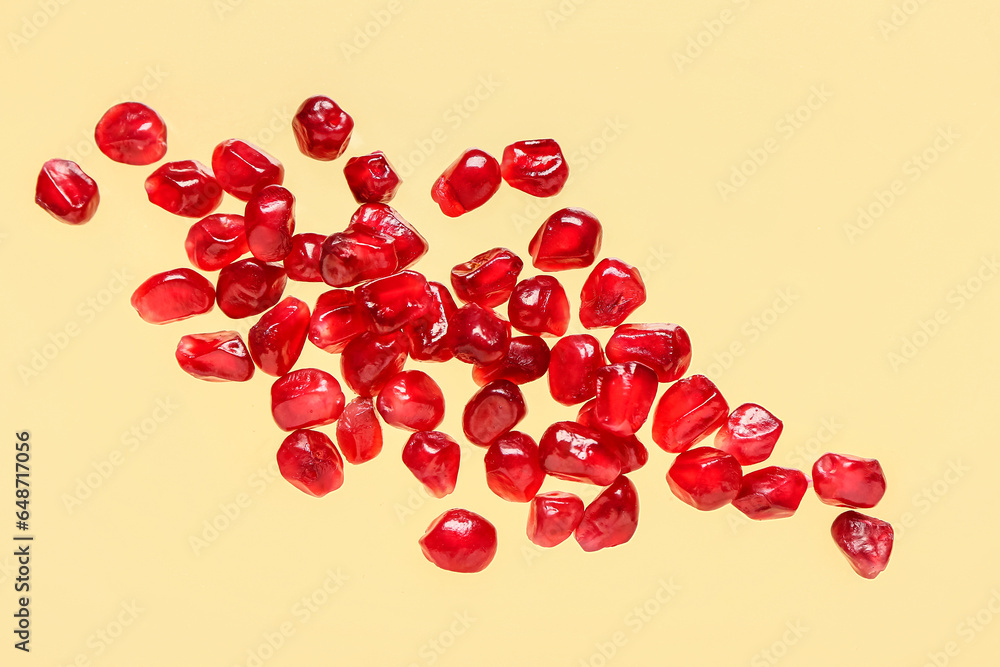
[507,275,570,338]
[402,431,461,498]
[355,270,434,335]
[528,207,603,271]
[340,331,408,397]
[343,151,401,203]
[484,431,544,503]
[319,229,398,288]
[431,148,501,217]
[666,447,742,511]
[215,258,287,319]
[175,331,254,382]
[211,139,284,200]
[500,139,568,197]
[94,102,167,165]
[831,511,893,579]
[271,368,345,431]
[244,184,295,262]
[347,203,428,269]
[462,380,527,446]
[606,323,692,383]
[184,214,248,271]
[292,95,354,160]
[526,491,585,547]
[405,281,457,363]
[651,375,729,453]
[576,400,648,473]
[336,397,383,464]
[593,362,658,437]
[450,248,523,308]
[281,233,325,282]
[538,421,622,486]
[715,403,783,466]
[447,303,511,366]
[35,159,99,224]
[580,258,646,329]
[145,160,222,218]
[813,453,887,509]
[308,290,369,353]
[276,429,344,497]
[575,475,640,552]
[131,268,215,324]
[732,466,808,520]
[548,334,606,406]
[419,509,498,573]
[376,370,446,432]
[472,335,550,387]
[248,297,310,377]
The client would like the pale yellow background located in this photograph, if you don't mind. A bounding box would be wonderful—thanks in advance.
[2,0,998,665]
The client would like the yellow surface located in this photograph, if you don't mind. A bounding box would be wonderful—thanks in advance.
[3,1,999,665]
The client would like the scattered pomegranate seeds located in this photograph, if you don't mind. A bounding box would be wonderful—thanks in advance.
[472,335,550,387]
[404,281,457,363]
[812,453,887,509]
[666,447,743,511]
[529,207,603,271]
[732,466,808,520]
[339,331,408,397]
[248,297,310,377]
[450,247,524,308]
[831,511,893,579]
[270,368,345,431]
[447,303,511,366]
[651,374,729,453]
[538,421,622,486]
[308,290,369,354]
[343,151,401,203]
[276,429,345,498]
[605,323,692,383]
[184,214,249,272]
[715,403,783,466]
[419,509,498,573]
[402,431,461,498]
[576,400,649,474]
[282,233,325,282]
[244,184,296,262]
[211,138,284,200]
[508,275,570,338]
[336,397,383,464]
[527,491,585,547]
[94,102,167,165]
[356,270,434,335]
[580,258,647,329]
[319,229,398,288]
[292,95,354,160]
[592,362,658,437]
[145,160,223,218]
[175,331,254,382]
[215,258,287,319]
[431,148,501,217]
[500,139,569,197]
[484,431,545,502]
[35,159,99,224]
[462,380,527,446]
[548,334,606,406]
[131,268,215,324]
[347,203,428,269]
[376,370,446,432]
[575,475,640,552]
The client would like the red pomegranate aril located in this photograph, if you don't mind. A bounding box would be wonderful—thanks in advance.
[343,151,401,203]
[666,447,742,511]
[276,429,344,497]
[576,400,648,473]
[337,397,383,464]
[538,421,622,486]
[450,248,523,308]
[405,281,457,363]
[248,297,310,377]
[548,334,606,406]
[340,331,408,397]
[402,431,461,498]
[651,375,729,453]
[528,207,602,271]
[211,139,284,200]
[175,331,254,382]
[606,323,692,383]
[94,102,167,165]
[319,229,398,288]
[526,491,585,547]
[282,233,325,282]
[813,453,887,509]
[580,258,646,329]
[216,258,287,319]
[575,475,640,552]
[831,511,893,579]
[271,368,346,431]
[293,95,354,160]
[715,403,783,466]
[484,431,544,503]
[593,362,658,437]
[732,466,808,520]
[376,370,446,431]
[507,275,570,338]
[447,303,511,366]
[462,380,527,446]
[244,184,295,262]
[419,509,497,573]
[431,148,501,217]
[472,335,550,387]
[500,139,569,197]
[355,270,434,335]
[185,214,248,271]
[131,268,215,324]
[35,159,99,224]
[145,160,222,218]
[347,203,428,269]
[308,290,369,353]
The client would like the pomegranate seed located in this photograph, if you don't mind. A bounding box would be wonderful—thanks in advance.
[211,138,284,200]
[484,431,544,502]
[35,159,99,224]
[715,403,783,466]
[355,270,434,335]
[308,290,369,353]
[666,447,742,511]
[526,491,585,547]
[215,258,287,319]
[248,297,310,377]
[402,431,461,498]
[292,95,354,160]
[337,397,383,464]
[343,151,401,203]
[651,375,729,453]
[145,160,222,218]
[430,148,501,217]
[405,281,457,363]
[447,303,511,365]
[462,380,527,446]
[508,275,570,338]
[812,453,887,509]
[244,184,295,262]
[831,511,893,579]
[419,509,498,573]
[347,203,428,269]
[376,370,446,431]
[94,102,167,165]
[282,233,325,282]
[131,268,215,324]
[175,331,254,382]
[548,334,606,406]
[319,229,398,288]
[528,207,602,271]
[575,475,640,552]
[450,248,524,308]
[580,258,646,329]
[472,335,550,387]
[732,466,808,520]
[606,323,692,383]
[500,139,568,197]
[184,214,248,271]
[340,331,408,397]
[271,368,346,431]
[538,421,622,486]
[576,400,648,473]
[276,429,344,497]
[593,362,658,437]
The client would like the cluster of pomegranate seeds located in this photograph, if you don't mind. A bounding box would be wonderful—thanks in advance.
[37,96,894,579]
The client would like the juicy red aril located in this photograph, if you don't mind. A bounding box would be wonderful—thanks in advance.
[131,268,215,324]
[500,139,568,197]
[343,151,401,203]
[94,102,167,165]
[472,335,550,387]
[292,95,354,160]
[526,491,585,547]
[508,275,570,337]
[462,380,526,446]
[450,248,523,308]
[732,466,808,520]
[376,370,446,431]
[431,148,501,217]
[606,323,692,383]
[593,362,658,437]
[580,258,646,329]
[244,184,295,262]
[211,138,284,200]
[651,374,729,453]
[447,303,511,365]
[356,270,434,335]
[175,331,254,382]
[528,207,602,271]
[145,160,222,218]
[402,431,461,498]
[340,331,408,397]
[282,233,325,282]
[337,397,383,464]
[484,432,544,502]
[666,447,742,511]
[831,511,893,579]
[248,297,310,377]
[715,403,783,466]
[812,453,887,509]
[308,290,369,353]
[576,400,648,473]
[405,281,457,363]
[271,368,345,431]
[548,334,606,406]
[215,258,287,319]
[276,429,344,497]
[185,214,248,271]
[35,159,99,224]
[347,203,428,269]
[319,229,397,288]
[419,509,497,573]
[538,421,622,486]
[575,475,640,552]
